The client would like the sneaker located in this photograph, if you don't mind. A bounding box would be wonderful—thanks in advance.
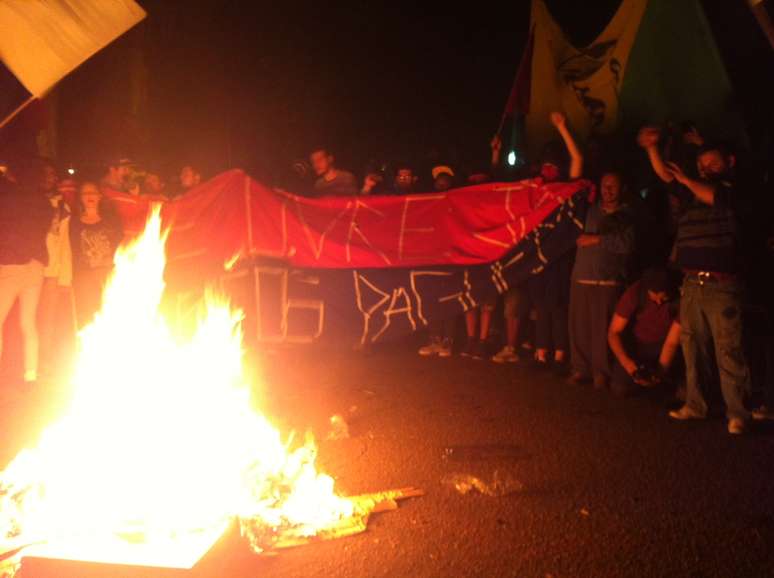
[668,405,705,420]
[438,338,453,358]
[492,345,519,363]
[728,418,747,435]
[752,406,774,421]
[418,338,443,357]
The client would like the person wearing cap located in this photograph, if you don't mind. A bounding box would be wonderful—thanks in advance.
[101,157,135,193]
[607,269,682,398]
[431,165,455,192]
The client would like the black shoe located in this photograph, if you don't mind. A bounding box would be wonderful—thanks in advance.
[460,339,478,358]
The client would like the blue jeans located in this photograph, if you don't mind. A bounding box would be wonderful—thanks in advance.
[680,277,751,420]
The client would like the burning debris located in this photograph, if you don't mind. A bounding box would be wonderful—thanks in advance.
[0,209,420,577]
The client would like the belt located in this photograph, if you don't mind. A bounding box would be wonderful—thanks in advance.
[683,270,737,285]
[576,279,620,287]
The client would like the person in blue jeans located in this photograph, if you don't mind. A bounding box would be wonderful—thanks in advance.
[639,130,752,434]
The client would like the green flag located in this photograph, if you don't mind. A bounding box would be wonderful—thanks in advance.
[619,0,746,144]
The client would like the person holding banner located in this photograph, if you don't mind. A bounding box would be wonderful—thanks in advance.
[493,112,581,366]
[309,147,359,197]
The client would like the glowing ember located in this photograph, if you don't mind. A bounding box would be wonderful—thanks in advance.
[0,208,356,573]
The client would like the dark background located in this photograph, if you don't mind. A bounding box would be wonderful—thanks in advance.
[5,0,774,183]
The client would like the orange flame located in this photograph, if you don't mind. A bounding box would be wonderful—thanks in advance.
[0,208,352,571]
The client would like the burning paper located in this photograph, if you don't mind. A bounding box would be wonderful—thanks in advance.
[0,208,419,577]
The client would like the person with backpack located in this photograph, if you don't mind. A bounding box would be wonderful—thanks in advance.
[607,268,682,398]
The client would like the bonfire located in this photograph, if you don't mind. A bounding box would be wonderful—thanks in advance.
[0,208,419,576]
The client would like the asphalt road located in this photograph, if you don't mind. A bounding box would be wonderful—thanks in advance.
[3,340,774,578]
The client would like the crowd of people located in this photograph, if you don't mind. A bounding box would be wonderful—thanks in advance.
[0,158,204,384]
[283,112,773,436]
[0,110,772,436]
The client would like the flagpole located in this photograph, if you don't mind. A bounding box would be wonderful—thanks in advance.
[0,95,36,131]
[747,0,774,52]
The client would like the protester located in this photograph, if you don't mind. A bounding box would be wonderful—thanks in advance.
[639,133,752,434]
[69,182,123,329]
[144,172,167,197]
[607,268,682,398]
[568,170,635,390]
[457,137,507,360]
[417,161,459,356]
[431,165,455,192]
[533,113,580,369]
[360,166,386,196]
[393,163,418,195]
[309,148,358,196]
[101,157,134,192]
[57,177,78,210]
[0,158,53,383]
[491,285,526,363]
[493,112,581,366]
[461,301,496,359]
[530,256,572,370]
[38,166,73,376]
[418,164,473,358]
[179,165,202,191]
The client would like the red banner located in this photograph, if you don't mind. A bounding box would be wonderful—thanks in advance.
[103,169,591,271]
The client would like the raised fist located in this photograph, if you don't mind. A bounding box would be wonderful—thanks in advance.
[550,111,567,129]
[637,126,660,149]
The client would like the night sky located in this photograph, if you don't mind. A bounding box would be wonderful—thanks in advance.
[33,0,774,183]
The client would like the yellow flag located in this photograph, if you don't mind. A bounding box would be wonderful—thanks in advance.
[526,0,648,156]
[0,0,146,97]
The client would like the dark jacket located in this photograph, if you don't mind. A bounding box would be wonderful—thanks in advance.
[0,178,52,266]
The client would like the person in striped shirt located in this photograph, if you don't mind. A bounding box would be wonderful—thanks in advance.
[639,129,751,435]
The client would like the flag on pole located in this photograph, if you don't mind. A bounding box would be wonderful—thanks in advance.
[0,0,146,98]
